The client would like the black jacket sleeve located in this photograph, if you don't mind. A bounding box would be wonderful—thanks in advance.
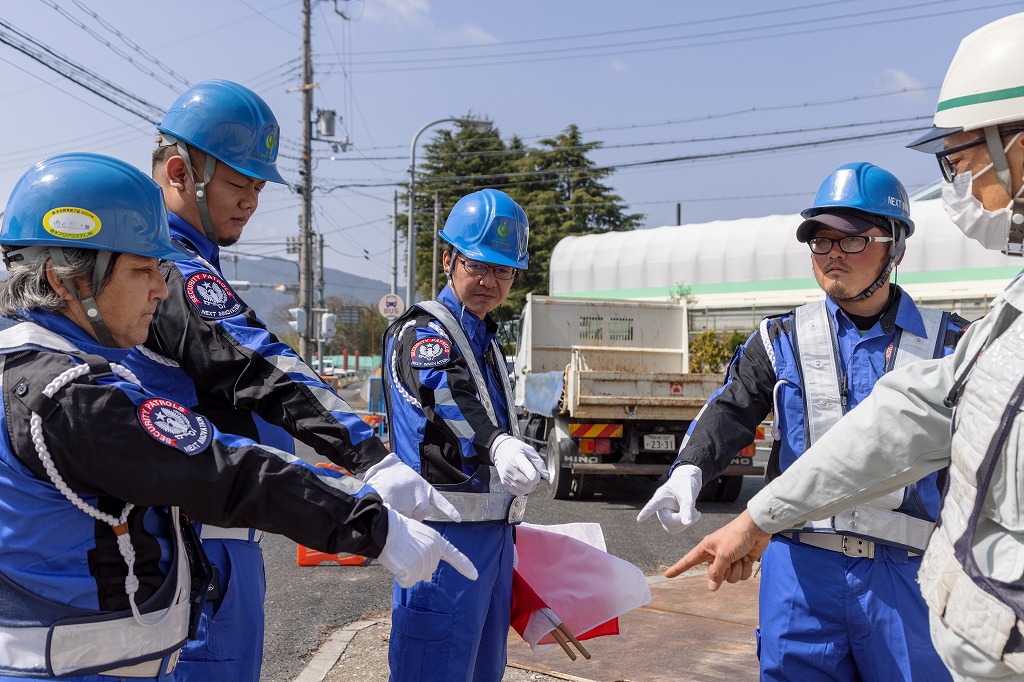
[4,351,388,558]
[145,260,389,475]
[676,325,777,484]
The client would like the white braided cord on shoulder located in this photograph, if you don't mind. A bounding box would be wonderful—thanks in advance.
[29,361,177,627]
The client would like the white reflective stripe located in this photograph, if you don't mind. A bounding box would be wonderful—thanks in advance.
[307,383,356,414]
[266,448,368,497]
[892,307,946,370]
[790,301,939,550]
[49,510,191,676]
[432,387,478,440]
[416,301,518,497]
[200,526,265,542]
[423,491,520,523]
[0,321,82,355]
[0,625,48,673]
[443,415,477,441]
[102,650,178,678]
[794,301,844,444]
[417,301,500,426]
[267,352,320,381]
[831,504,934,553]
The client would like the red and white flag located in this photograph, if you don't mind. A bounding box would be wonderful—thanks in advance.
[510,522,651,654]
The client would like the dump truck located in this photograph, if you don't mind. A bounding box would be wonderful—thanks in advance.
[513,293,765,501]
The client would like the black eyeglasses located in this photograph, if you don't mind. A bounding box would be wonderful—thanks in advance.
[936,128,1024,183]
[457,257,517,281]
[808,236,894,254]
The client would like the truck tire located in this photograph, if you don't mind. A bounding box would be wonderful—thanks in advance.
[546,430,573,500]
[715,475,744,503]
[573,474,597,500]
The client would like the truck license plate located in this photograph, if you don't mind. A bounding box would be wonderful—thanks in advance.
[643,434,676,452]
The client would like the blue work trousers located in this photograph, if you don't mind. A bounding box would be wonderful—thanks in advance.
[175,539,266,682]
[389,522,514,682]
[756,535,951,682]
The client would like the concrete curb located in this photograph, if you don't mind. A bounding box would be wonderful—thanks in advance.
[291,619,381,682]
[292,569,713,681]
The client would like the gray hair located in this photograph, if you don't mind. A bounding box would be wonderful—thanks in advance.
[0,248,113,317]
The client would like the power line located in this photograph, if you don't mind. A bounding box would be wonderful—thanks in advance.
[0,17,163,123]
[40,0,190,91]
[327,1,1018,73]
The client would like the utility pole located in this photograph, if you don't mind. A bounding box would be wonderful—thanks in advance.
[431,191,440,299]
[298,0,314,362]
[316,233,325,369]
[391,190,398,295]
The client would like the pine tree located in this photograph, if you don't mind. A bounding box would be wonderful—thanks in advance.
[408,120,643,321]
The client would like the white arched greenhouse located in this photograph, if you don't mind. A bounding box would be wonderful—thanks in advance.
[548,197,1019,333]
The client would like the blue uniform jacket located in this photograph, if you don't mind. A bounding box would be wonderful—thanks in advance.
[124,212,389,473]
[675,287,968,521]
[383,286,509,485]
[0,311,388,612]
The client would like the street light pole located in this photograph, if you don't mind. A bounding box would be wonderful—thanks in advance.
[406,116,492,305]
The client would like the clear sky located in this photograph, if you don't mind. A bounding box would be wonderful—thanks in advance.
[1,0,1021,287]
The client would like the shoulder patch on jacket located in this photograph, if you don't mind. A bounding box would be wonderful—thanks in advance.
[183,272,243,319]
[138,398,212,455]
[409,337,452,368]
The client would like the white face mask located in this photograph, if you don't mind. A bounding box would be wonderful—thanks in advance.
[941,132,1024,251]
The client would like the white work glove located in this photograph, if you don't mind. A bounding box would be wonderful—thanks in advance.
[377,507,478,588]
[636,465,703,533]
[359,453,461,522]
[490,434,550,496]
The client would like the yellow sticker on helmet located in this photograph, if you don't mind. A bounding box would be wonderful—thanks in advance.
[43,207,102,240]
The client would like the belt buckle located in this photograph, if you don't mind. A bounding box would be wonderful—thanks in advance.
[841,535,874,559]
[507,496,528,524]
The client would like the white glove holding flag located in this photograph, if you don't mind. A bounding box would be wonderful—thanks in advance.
[377,507,478,588]
[490,434,550,496]
[359,453,461,522]
[636,464,703,533]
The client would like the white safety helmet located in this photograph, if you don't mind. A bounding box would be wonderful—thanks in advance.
[908,13,1024,254]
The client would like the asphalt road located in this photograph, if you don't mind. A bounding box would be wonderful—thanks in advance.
[259,455,765,681]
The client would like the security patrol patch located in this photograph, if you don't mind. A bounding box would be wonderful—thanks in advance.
[409,337,451,368]
[138,398,212,455]
[184,272,243,319]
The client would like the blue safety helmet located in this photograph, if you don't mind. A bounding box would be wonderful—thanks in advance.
[1,153,187,261]
[797,162,912,303]
[798,162,914,238]
[158,79,285,185]
[440,189,529,269]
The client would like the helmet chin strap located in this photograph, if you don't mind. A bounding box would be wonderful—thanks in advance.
[49,247,118,347]
[834,221,906,303]
[983,126,1024,256]
[443,250,472,324]
[172,139,219,243]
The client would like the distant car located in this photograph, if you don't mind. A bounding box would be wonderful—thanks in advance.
[311,358,335,376]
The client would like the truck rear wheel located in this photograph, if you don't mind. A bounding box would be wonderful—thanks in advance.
[715,475,744,503]
[696,475,745,504]
[573,474,597,500]
[546,430,573,500]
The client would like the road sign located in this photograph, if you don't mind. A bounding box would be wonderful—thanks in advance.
[379,293,405,319]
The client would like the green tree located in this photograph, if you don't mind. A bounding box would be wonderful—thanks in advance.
[689,329,732,373]
[408,120,516,301]
[409,120,643,321]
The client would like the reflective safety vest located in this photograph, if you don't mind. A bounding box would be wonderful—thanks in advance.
[0,321,191,679]
[387,301,526,524]
[918,299,1024,673]
[764,300,948,553]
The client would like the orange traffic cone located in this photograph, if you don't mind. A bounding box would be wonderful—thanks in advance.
[296,545,366,567]
[295,462,367,568]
